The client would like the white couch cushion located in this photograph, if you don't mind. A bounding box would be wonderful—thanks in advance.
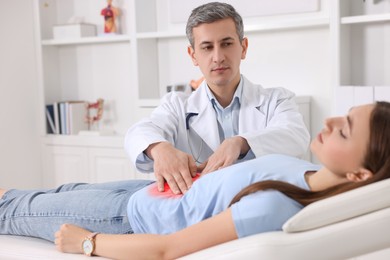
[181,207,390,259]
[283,178,390,232]
[0,235,109,259]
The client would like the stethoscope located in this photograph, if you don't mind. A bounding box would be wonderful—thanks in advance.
[186,112,204,164]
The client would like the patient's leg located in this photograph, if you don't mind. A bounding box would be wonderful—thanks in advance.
[0,180,152,241]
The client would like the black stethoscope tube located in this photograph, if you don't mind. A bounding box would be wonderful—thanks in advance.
[185,113,199,130]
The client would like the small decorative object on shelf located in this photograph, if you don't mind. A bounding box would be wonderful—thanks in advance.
[80,98,114,136]
[86,98,104,128]
[101,0,121,34]
[189,76,205,91]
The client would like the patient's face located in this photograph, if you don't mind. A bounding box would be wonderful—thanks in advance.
[188,18,247,92]
[311,104,374,175]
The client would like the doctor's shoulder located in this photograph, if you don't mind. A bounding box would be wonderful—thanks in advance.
[244,83,295,105]
[261,86,295,99]
[255,86,296,106]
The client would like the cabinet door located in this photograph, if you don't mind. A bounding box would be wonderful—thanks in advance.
[42,145,89,187]
[88,148,141,183]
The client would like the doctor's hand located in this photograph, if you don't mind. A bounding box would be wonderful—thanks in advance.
[199,136,250,175]
[147,142,197,194]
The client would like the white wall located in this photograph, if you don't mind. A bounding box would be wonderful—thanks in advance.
[0,0,42,189]
[242,27,331,143]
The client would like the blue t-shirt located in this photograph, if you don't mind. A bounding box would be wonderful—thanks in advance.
[127,154,320,238]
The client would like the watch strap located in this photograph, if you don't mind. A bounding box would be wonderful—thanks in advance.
[89,232,100,240]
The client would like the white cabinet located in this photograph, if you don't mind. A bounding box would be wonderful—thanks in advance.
[41,135,155,187]
[331,0,390,114]
[89,147,154,183]
[43,144,155,187]
[42,145,89,187]
[88,148,133,183]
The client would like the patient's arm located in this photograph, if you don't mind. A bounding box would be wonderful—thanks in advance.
[55,208,237,259]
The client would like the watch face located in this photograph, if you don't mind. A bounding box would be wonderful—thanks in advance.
[82,239,94,255]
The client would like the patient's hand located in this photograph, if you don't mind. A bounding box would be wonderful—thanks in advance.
[55,223,90,254]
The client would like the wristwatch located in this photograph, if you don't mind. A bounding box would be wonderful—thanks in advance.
[82,232,100,256]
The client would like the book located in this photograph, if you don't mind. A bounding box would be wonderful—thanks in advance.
[45,104,56,134]
[65,102,70,134]
[59,102,67,135]
[67,101,88,135]
[47,100,89,135]
[53,102,60,134]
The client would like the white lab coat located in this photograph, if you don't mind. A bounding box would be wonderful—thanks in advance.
[125,76,310,173]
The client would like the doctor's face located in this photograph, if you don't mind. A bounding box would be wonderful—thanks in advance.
[311,104,373,175]
[188,18,248,91]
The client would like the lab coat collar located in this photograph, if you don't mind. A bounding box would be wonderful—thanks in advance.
[185,75,266,151]
[239,76,268,133]
[240,76,264,108]
[185,80,221,151]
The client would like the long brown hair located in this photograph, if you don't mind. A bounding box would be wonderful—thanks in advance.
[229,101,390,207]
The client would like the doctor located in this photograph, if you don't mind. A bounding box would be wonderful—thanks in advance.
[125,2,310,195]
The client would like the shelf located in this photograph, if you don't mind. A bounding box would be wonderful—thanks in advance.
[41,35,131,46]
[136,31,184,39]
[245,17,329,33]
[42,134,125,148]
[341,13,390,25]
[136,17,329,40]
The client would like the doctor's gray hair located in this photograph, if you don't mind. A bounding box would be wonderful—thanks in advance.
[186,2,244,48]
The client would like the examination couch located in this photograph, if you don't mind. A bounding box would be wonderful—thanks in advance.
[1,177,389,259]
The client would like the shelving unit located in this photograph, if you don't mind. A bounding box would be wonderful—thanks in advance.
[130,0,330,108]
[33,0,145,186]
[34,0,333,184]
[331,0,390,114]
[41,34,131,46]
[34,0,137,136]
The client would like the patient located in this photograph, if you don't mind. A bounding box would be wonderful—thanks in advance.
[0,101,389,259]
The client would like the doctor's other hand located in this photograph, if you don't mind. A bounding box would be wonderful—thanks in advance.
[147,142,197,194]
[55,223,89,254]
[199,136,250,175]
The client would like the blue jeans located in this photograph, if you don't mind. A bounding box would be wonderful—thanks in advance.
[0,180,153,241]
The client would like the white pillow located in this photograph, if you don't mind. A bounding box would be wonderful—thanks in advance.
[283,178,390,232]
